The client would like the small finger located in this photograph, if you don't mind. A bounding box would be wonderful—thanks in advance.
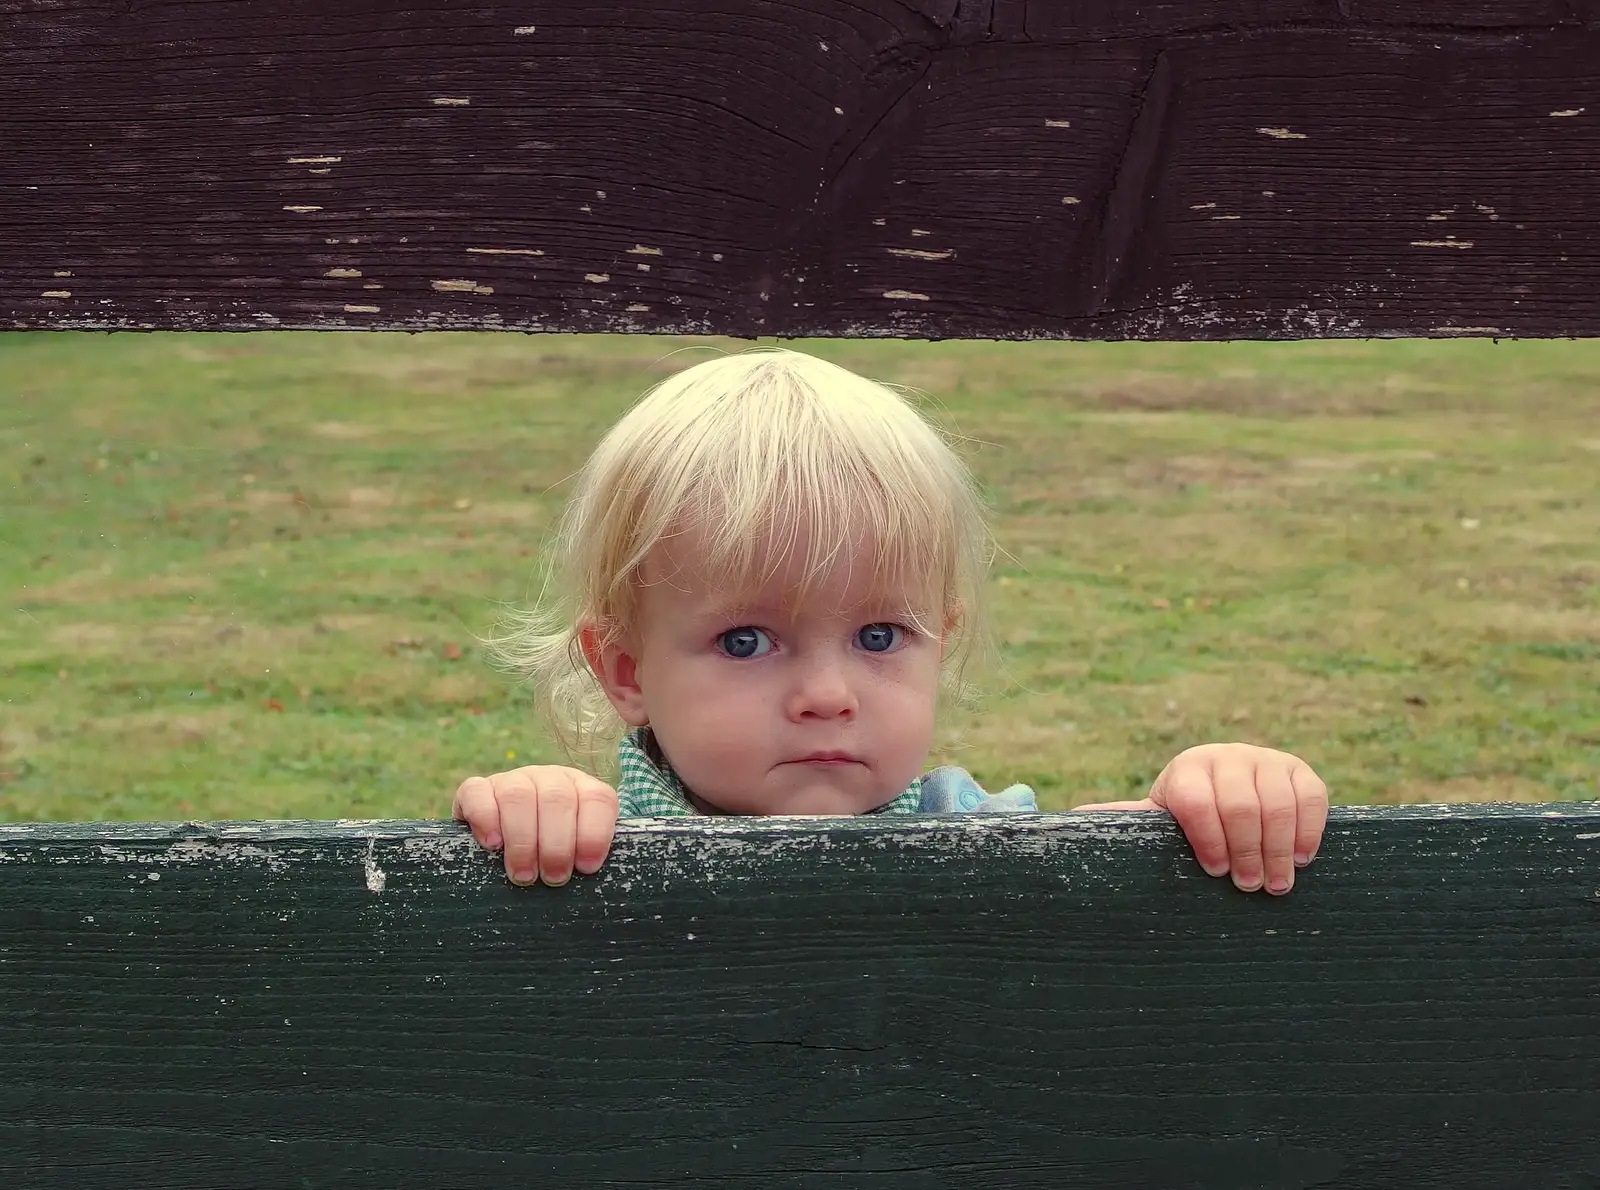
[1255,763,1299,896]
[574,779,620,876]
[451,776,504,852]
[494,775,541,886]
[536,774,581,887]
[1213,757,1265,892]
[1291,763,1330,867]
[1159,767,1230,878]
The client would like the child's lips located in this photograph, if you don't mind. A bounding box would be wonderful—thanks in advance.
[787,753,863,765]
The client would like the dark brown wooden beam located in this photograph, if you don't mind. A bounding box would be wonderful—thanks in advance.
[2,1,1597,338]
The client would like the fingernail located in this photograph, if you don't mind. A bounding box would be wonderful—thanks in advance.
[1201,861,1230,878]
[1234,873,1263,893]
[542,871,570,888]
[1294,850,1313,867]
[510,867,535,886]
[485,831,503,852]
[1268,875,1291,894]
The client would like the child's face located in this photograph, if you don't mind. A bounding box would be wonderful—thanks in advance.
[586,522,949,815]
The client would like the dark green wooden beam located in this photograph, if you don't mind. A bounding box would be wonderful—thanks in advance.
[3,0,1599,337]
[4,805,1598,1187]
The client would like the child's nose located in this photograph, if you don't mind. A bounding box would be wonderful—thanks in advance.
[788,661,857,719]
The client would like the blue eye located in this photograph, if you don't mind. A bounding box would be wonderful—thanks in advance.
[718,626,772,659]
[857,623,903,653]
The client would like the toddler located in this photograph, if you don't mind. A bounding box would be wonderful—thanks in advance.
[453,348,1328,894]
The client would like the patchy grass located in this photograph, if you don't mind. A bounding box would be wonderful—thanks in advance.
[2,332,1596,820]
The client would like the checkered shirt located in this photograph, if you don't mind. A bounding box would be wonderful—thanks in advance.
[615,727,923,819]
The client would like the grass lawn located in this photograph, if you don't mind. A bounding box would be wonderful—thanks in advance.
[2,332,1597,822]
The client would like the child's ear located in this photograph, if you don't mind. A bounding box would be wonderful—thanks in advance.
[941,601,963,642]
[578,618,649,727]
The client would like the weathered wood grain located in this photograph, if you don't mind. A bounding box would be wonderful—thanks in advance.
[3,806,1599,1187]
[1,1,1596,338]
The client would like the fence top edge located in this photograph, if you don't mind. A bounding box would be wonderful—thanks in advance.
[0,802,1596,846]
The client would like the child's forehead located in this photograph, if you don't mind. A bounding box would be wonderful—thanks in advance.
[641,530,930,612]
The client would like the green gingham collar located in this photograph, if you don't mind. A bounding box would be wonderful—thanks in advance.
[616,727,923,818]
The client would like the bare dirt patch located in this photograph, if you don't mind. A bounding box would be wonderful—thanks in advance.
[1374,775,1554,804]
[1078,374,1407,418]
[48,622,123,651]
[344,486,400,508]
[311,421,376,440]
[26,570,216,607]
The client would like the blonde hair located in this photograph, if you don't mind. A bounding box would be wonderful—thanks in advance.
[483,347,999,770]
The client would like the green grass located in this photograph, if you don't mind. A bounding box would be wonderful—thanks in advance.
[3,332,1597,820]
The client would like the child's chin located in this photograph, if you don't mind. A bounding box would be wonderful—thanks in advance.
[770,776,880,816]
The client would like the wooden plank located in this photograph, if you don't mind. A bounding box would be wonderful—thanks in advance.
[3,805,1599,1187]
[2,1,1596,338]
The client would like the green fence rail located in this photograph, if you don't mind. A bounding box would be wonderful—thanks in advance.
[4,806,1599,1186]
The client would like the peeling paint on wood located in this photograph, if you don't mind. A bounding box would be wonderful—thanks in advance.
[1,1,1595,339]
[2,806,1599,1185]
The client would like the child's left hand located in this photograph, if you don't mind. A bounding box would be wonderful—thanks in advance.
[1076,743,1328,895]
[1151,743,1327,895]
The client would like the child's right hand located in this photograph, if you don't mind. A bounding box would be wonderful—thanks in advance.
[451,765,619,886]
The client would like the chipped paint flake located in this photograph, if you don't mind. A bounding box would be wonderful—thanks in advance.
[344,304,379,313]
[636,263,651,272]
[1257,126,1308,139]
[364,838,387,893]
[887,247,953,261]
[1551,108,1585,117]
[288,155,342,165]
[1061,196,1080,205]
[283,205,323,213]
[1044,119,1071,128]
[362,284,383,290]
[1191,202,1217,210]
[626,303,651,312]
[432,97,471,106]
[911,228,932,237]
[1411,239,1475,248]
[711,253,724,261]
[431,279,480,292]
[467,247,544,256]
[882,289,930,301]
[309,168,332,175]
[53,270,72,277]
[585,273,611,283]
[872,217,887,225]
[324,268,362,278]
[627,245,664,256]
[41,290,71,298]
[513,24,536,33]
[1431,326,1503,334]
[1211,214,1241,220]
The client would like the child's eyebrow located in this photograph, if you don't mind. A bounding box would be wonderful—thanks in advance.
[694,595,924,626]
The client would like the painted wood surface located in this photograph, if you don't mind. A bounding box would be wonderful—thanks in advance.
[2,1,1597,338]
[3,805,1599,1186]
